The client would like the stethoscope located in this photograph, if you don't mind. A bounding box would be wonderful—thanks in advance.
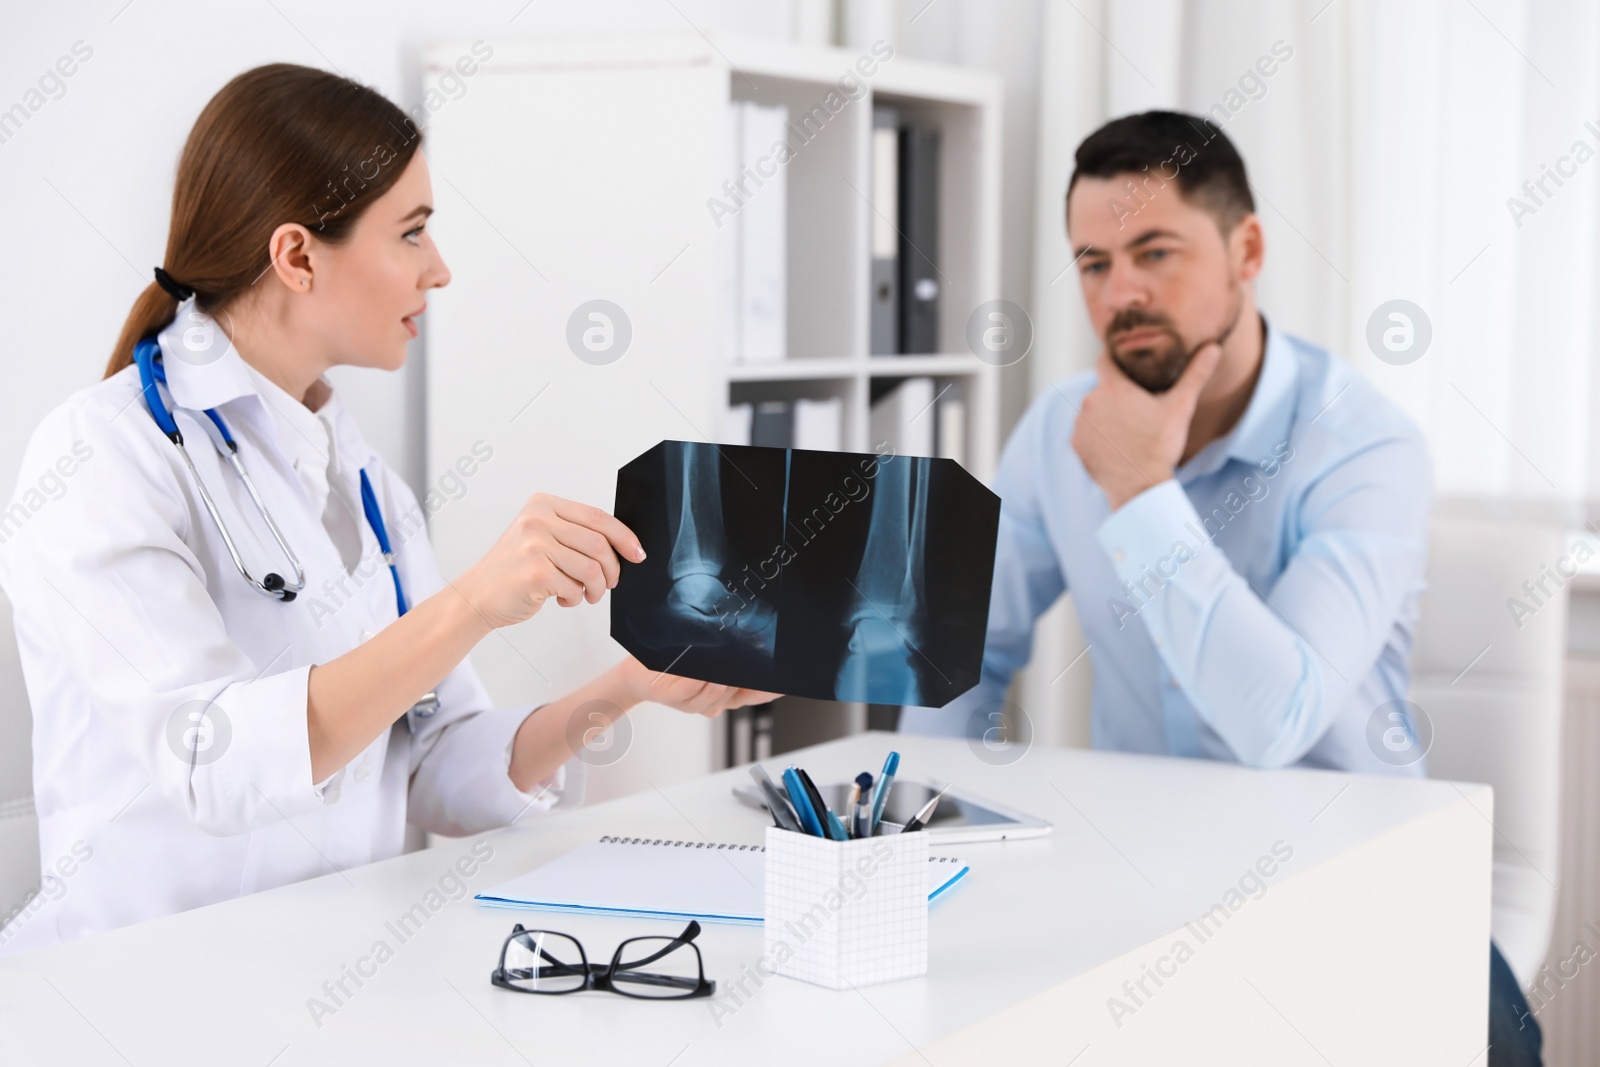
[133,336,440,717]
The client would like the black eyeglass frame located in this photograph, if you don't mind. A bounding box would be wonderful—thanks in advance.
[490,920,716,1000]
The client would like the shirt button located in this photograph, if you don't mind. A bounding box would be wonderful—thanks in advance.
[1168,677,1179,689]
[359,629,374,643]
[1152,636,1162,647]
[1113,549,1125,563]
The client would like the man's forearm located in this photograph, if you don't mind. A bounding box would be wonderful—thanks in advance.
[1096,480,1405,767]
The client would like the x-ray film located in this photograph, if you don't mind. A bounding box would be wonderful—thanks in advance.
[611,441,1000,706]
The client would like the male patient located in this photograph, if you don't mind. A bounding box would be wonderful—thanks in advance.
[899,111,1539,1065]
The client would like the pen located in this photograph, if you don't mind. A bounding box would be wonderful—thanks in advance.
[900,783,950,834]
[782,766,825,837]
[824,810,850,842]
[853,772,873,838]
[794,768,842,840]
[869,751,900,836]
[846,783,861,840]
[750,764,802,833]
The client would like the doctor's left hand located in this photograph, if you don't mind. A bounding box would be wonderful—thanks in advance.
[507,657,781,793]
[614,655,781,718]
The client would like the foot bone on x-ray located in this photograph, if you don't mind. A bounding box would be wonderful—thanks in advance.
[658,442,777,656]
[612,440,1000,706]
[835,455,931,705]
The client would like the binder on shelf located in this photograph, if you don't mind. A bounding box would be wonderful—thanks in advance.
[793,396,843,451]
[898,123,941,354]
[936,392,967,467]
[869,377,936,458]
[725,704,774,766]
[731,708,754,768]
[751,399,795,448]
[870,107,900,356]
[475,836,969,926]
[739,101,787,364]
[752,707,773,760]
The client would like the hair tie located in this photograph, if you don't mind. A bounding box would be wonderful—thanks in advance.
[153,267,194,302]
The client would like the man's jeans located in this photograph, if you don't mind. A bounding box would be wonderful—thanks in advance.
[1490,940,1543,1066]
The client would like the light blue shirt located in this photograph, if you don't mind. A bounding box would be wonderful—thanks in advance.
[900,318,1433,776]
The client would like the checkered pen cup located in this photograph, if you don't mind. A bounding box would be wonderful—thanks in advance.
[761,824,929,989]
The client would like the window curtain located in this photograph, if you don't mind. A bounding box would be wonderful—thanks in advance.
[1017,0,1600,745]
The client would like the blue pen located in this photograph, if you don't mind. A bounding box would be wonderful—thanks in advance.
[869,751,899,835]
[783,766,826,837]
[824,810,850,842]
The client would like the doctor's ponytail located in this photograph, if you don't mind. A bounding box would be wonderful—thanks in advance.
[105,63,423,378]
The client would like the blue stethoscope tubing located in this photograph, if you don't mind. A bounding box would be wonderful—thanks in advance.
[133,336,438,715]
[135,337,307,603]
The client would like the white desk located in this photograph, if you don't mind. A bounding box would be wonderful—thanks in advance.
[0,732,1491,1065]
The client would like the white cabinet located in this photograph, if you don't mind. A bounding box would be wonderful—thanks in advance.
[423,33,1002,796]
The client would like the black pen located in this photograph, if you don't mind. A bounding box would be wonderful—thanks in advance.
[794,768,839,840]
[900,784,950,834]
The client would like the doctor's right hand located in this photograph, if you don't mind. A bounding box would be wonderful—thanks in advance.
[456,493,646,628]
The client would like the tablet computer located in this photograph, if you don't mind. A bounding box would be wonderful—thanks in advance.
[732,777,1053,844]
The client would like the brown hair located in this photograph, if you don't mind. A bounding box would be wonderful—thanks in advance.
[105,63,422,378]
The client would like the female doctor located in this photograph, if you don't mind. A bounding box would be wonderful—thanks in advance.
[0,63,774,953]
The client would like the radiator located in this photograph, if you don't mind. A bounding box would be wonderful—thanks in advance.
[1538,655,1600,1064]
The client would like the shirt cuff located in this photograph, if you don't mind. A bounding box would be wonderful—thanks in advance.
[473,705,568,823]
[502,718,568,812]
[406,703,579,836]
[1096,479,1211,595]
[200,664,325,827]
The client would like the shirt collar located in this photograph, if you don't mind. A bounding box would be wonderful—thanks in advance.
[153,298,259,412]
[241,360,332,471]
[1177,315,1299,480]
[153,298,366,473]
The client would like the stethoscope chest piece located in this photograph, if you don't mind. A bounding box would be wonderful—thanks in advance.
[134,337,307,602]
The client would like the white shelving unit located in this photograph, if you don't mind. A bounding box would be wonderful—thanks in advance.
[422,33,1002,794]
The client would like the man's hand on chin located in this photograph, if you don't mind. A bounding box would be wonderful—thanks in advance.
[1070,342,1223,511]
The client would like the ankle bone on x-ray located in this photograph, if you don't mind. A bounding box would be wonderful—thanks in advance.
[662,443,776,655]
[837,456,930,702]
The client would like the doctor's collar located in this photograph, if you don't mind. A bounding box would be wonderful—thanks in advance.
[153,298,261,413]
[155,298,340,421]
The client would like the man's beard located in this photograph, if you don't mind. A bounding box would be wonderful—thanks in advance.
[1106,287,1244,394]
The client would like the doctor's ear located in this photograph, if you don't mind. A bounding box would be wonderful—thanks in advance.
[264,221,317,293]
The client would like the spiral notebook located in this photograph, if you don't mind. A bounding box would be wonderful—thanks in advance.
[475,836,970,926]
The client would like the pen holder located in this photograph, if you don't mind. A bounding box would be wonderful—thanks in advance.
[762,824,929,989]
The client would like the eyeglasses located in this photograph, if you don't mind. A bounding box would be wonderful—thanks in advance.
[490,921,716,1000]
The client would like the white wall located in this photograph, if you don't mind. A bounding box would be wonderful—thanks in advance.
[1,0,1049,498]
[1,0,1065,741]
[0,1,798,500]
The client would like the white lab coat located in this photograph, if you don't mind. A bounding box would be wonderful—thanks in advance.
[0,301,573,955]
